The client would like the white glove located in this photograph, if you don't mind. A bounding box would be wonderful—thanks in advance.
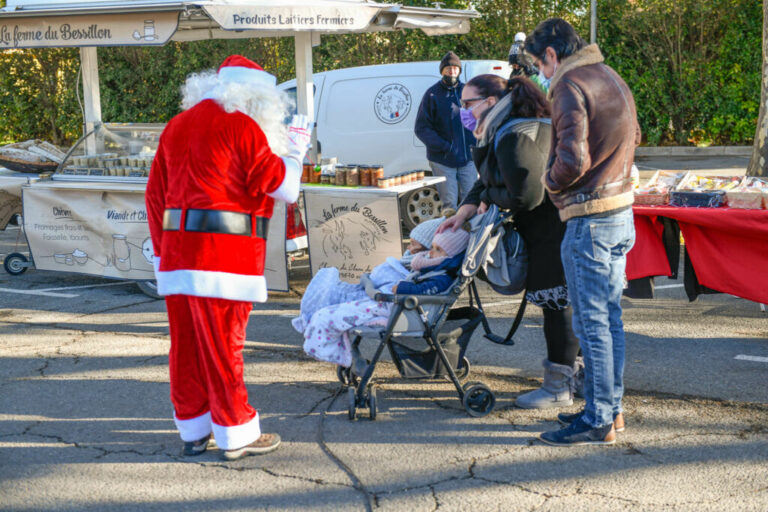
[285,114,312,163]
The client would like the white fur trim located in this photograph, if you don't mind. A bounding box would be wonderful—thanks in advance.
[219,66,276,87]
[174,411,212,442]
[212,412,261,450]
[270,157,301,203]
[156,268,268,303]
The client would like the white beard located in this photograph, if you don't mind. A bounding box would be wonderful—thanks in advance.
[181,70,293,156]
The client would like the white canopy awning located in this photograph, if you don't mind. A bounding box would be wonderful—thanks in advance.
[0,0,478,48]
[0,0,480,158]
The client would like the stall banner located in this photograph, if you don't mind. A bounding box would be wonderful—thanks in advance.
[303,190,402,282]
[22,185,289,291]
[0,12,179,48]
[204,2,382,32]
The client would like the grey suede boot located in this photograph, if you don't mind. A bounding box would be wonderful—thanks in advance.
[515,359,574,409]
[572,356,585,399]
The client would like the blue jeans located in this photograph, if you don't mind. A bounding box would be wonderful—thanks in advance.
[428,161,478,211]
[561,208,635,428]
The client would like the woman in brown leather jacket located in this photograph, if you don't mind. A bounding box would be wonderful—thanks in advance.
[439,75,581,409]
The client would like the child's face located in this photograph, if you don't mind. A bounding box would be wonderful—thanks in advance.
[429,244,448,259]
[407,240,427,254]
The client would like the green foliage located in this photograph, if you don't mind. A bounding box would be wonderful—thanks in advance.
[598,0,761,145]
[0,0,761,147]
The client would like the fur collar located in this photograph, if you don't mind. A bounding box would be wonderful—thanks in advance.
[547,44,604,100]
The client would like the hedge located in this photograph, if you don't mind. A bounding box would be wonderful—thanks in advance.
[0,0,761,146]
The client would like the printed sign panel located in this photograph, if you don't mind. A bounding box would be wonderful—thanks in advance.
[303,190,402,282]
[204,3,381,32]
[22,185,289,291]
[0,12,179,49]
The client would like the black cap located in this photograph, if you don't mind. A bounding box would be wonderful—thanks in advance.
[439,51,462,73]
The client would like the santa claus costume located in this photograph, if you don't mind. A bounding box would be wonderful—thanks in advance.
[145,55,310,459]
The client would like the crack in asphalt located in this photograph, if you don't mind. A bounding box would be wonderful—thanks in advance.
[429,485,440,511]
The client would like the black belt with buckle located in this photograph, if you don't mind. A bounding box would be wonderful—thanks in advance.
[162,208,269,238]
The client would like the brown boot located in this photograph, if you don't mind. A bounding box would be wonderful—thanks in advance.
[222,433,281,461]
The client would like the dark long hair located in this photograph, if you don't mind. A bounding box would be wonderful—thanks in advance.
[466,74,550,120]
[506,76,550,118]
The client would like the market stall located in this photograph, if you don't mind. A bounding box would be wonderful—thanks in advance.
[302,175,444,281]
[627,172,768,304]
[0,0,479,291]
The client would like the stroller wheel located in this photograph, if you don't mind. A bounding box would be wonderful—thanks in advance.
[462,382,495,417]
[347,387,357,420]
[367,385,377,420]
[456,357,470,380]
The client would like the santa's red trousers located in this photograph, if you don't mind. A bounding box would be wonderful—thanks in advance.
[166,294,261,450]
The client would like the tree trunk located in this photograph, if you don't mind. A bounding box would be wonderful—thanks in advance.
[747,0,768,176]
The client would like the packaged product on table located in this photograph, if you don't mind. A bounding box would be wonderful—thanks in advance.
[669,173,741,208]
[726,177,767,209]
[634,170,685,205]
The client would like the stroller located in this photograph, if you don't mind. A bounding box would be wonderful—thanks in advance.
[337,204,528,420]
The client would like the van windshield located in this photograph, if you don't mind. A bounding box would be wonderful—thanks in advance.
[283,85,316,116]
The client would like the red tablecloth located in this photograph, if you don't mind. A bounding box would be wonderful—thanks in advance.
[628,206,768,304]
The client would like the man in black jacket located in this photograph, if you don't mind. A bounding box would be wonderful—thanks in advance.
[415,51,477,211]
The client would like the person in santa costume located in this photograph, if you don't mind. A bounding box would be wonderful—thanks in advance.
[145,55,311,460]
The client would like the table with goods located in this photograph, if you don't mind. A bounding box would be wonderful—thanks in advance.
[627,170,768,304]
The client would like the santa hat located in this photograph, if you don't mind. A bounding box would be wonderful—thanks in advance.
[432,228,470,258]
[217,55,276,87]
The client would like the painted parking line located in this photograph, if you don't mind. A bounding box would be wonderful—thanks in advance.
[36,281,136,292]
[0,281,137,299]
[0,287,78,298]
[734,354,768,363]
[480,299,523,308]
[655,284,685,290]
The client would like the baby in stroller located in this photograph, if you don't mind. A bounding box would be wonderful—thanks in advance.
[301,227,471,368]
[292,215,446,334]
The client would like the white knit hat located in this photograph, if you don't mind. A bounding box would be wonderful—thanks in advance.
[432,228,470,258]
[409,218,443,249]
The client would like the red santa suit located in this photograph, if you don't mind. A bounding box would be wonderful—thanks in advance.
[145,56,308,450]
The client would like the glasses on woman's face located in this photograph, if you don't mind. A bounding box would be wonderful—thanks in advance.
[460,97,487,109]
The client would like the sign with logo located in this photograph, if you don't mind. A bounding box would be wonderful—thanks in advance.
[22,183,288,291]
[0,12,179,48]
[204,3,381,32]
[303,189,402,282]
[374,83,412,125]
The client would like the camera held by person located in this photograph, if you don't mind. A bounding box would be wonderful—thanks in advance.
[508,32,537,77]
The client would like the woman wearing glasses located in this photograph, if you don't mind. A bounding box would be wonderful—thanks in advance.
[438,75,581,410]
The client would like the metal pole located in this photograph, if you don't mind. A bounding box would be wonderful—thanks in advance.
[590,0,597,44]
[79,47,102,155]
[294,32,317,163]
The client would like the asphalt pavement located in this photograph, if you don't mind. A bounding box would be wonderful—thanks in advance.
[1,217,766,511]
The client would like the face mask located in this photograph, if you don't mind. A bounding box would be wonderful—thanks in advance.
[459,107,477,131]
[537,69,551,90]
[441,75,458,87]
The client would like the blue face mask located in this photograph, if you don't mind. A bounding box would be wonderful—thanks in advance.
[460,107,477,131]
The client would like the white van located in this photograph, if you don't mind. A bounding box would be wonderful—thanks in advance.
[279,60,512,228]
